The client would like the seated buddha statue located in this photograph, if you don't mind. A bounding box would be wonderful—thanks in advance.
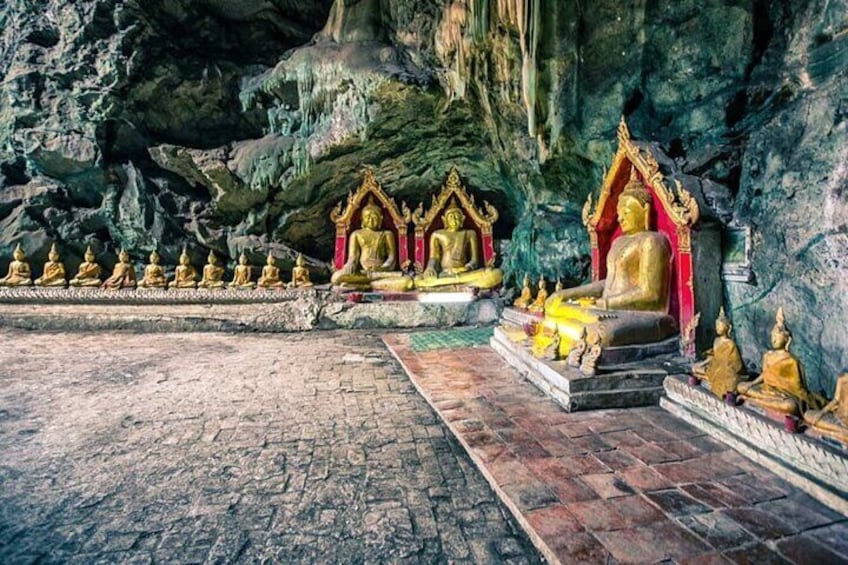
[539,173,676,356]
[288,253,313,288]
[138,250,168,289]
[198,250,225,289]
[692,307,744,398]
[528,277,548,313]
[169,248,197,289]
[35,243,66,287]
[738,308,824,417]
[804,373,848,445]
[0,243,33,287]
[229,251,255,289]
[413,200,503,291]
[102,249,137,289]
[69,245,102,287]
[257,252,284,288]
[332,197,411,291]
[513,274,533,308]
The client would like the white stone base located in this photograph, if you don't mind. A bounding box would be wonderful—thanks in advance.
[661,375,848,516]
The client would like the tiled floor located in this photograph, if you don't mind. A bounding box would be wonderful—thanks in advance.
[385,333,848,564]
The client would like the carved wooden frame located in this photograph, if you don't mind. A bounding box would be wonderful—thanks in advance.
[329,168,411,271]
[411,167,498,273]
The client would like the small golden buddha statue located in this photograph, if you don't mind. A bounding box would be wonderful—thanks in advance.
[413,199,503,291]
[692,307,744,398]
[0,243,33,287]
[538,171,676,355]
[229,251,255,289]
[69,245,102,287]
[332,196,409,291]
[555,277,563,292]
[528,277,548,313]
[804,373,848,445]
[35,243,66,287]
[138,250,168,289]
[257,252,285,288]
[513,274,533,309]
[198,250,225,289]
[102,248,137,289]
[288,253,313,288]
[169,247,197,289]
[738,308,824,417]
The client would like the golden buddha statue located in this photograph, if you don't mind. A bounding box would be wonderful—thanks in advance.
[528,277,548,313]
[413,200,503,290]
[257,252,284,288]
[513,274,533,309]
[169,248,197,289]
[69,245,102,287]
[102,248,137,289]
[229,251,255,289]
[692,307,744,398]
[737,308,824,417]
[198,250,225,289]
[332,197,409,291]
[555,277,563,293]
[0,243,33,287]
[538,172,676,356]
[288,253,313,288]
[35,243,66,287]
[138,250,168,289]
[804,373,848,445]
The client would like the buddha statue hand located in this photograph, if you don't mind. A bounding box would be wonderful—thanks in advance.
[423,265,438,279]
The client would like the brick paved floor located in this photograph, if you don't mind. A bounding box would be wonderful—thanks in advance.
[0,330,540,564]
[384,334,848,565]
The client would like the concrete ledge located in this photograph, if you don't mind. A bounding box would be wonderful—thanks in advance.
[490,324,666,411]
[661,375,848,516]
[0,294,503,333]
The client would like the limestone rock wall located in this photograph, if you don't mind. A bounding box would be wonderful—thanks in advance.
[0,0,846,390]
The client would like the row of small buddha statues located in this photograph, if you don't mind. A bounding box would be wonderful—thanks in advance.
[513,274,564,313]
[0,243,313,290]
[694,306,846,445]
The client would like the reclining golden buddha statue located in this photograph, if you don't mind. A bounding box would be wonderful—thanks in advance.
[537,171,677,358]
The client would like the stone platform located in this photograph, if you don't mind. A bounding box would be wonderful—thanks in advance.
[661,375,848,516]
[490,322,681,412]
[0,287,501,332]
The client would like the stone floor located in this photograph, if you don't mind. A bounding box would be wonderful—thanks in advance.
[385,333,848,564]
[0,330,539,564]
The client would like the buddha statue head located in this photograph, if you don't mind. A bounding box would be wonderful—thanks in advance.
[716,306,732,337]
[149,250,160,264]
[48,243,60,262]
[361,196,383,230]
[179,247,190,266]
[266,252,276,266]
[239,251,249,266]
[207,250,218,265]
[296,253,305,267]
[13,243,25,261]
[617,169,652,234]
[84,245,96,262]
[555,276,563,292]
[118,248,130,263]
[442,198,465,231]
[771,307,791,351]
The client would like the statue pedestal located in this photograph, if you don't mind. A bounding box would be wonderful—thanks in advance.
[490,320,677,412]
[661,375,848,515]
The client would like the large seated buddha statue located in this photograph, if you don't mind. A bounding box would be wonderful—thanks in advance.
[538,171,677,357]
[35,243,66,287]
[69,245,102,287]
[804,373,848,445]
[411,167,502,292]
[738,308,824,417]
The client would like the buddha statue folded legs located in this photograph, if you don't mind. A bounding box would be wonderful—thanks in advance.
[331,197,411,291]
[804,373,848,444]
[537,175,676,357]
[412,201,503,291]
